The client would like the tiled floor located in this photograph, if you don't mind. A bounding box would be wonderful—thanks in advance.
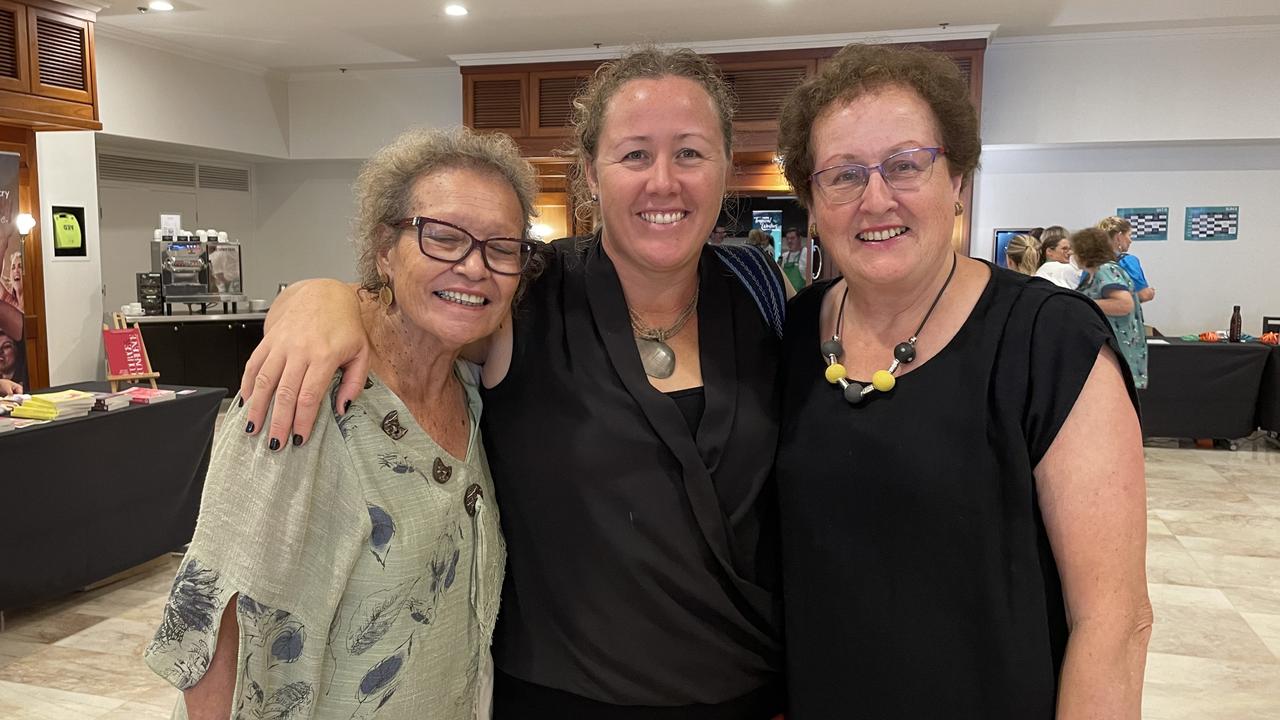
[1,443,1278,718]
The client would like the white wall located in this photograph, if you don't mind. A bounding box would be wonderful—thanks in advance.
[287,68,462,160]
[37,132,103,385]
[95,34,291,158]
[982,27,1280,145]
[972,142,1280,337]
[249,160,363,300]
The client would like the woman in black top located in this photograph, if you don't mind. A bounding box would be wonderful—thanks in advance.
[238,48,785,718]
[772,44,1151,717]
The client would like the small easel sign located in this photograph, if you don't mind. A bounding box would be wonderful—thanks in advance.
[102,312,160,392]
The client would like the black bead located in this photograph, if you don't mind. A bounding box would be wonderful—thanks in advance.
[893,342,916,363]
[844,383,865,404]
[820,339,844,359]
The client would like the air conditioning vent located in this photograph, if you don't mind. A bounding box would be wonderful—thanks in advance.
[723,66,809,123]
[471,77,523,130]
[537,75,587,129]
[35,15,85,91]
[0,9,18,81]
[199,165,250,192]
[98,154,197,188]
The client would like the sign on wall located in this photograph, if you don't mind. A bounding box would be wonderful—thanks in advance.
[1116,207,1169,241]
[0,152,25,390]
[1185,206,1240,241]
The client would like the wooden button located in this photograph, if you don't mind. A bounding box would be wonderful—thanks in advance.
[464,484,483,516]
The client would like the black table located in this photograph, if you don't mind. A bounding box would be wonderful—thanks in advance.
[1258,346,1280,434]
[1138,339,1272,440]
[0,383,224,611]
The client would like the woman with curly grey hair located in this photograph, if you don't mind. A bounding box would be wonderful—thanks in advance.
[145,126,538,719]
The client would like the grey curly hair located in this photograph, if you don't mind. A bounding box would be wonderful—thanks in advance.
[353,126,539,291]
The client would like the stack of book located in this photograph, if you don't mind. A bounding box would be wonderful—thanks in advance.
[122,386,176,405]
[92,391,132,412]
[10,389,96,420]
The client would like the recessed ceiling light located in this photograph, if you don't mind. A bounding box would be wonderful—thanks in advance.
[148,0,174,10]
[444,4,468,16]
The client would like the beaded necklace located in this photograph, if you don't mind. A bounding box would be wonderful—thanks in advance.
[822,253,958,404]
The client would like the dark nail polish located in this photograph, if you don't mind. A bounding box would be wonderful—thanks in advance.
[245,421,255,433]
[343,400,352,413]
[269,438,281,451]
[237,397,244,408]
[292,434,303,447]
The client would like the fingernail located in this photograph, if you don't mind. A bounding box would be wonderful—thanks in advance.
[343,400,352,413]
[245,421,255,433]
[269,438,281,451]
[292,434,303,447]
[237,397,244,408]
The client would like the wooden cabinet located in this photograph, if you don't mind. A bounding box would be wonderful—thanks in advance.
[139,318,265,396]
[0,0,99,131]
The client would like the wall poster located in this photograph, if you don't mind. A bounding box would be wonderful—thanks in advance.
[0,152,25,390]
[1116,207,1169,241]
[1185,206,1240,241]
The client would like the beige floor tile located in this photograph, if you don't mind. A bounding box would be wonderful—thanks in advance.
[0,636,46,670]
[0,680,125,719]
[1240,613,1280,660]
[1148,516,1173,536]
[1147,534,1214,586]
[1,611,105,645]
[54,617,155,658]
[1186,550,1280,590]
[1147,583,1234,610]
[1222,586,1280,614]
[70,588,168,619]
[0,646,171,700]
[1146,603,1276,664]
[1147,481,1264,514]
[1143,652,1280,719]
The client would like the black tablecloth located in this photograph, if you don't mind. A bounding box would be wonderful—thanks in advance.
[1138,339,1272,439]
[0,383,225,610]
[1258,346,1280,434]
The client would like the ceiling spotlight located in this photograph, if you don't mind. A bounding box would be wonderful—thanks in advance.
[444,4,468,16]
[148,0,175,10]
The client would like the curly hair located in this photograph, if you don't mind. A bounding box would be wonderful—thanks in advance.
[1097,216,1132,240]
[1070,227,1117,270]
[352,126,540,294]
[567,45,736,214]
[777,43,981,207]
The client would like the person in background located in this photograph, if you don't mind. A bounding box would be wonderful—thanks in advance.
[0,333,22,382]
[748,228,797,298]
[779,226,810,290]
[1072,226,1148,389]
[144,126,537,719]
[1098,216,1154,303]
[1034,225,1081,288]
[775,42,1150,717]
[1004,233,1041,275]
[709,224,728,244]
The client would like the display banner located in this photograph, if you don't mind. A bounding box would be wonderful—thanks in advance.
[0,151,25,390]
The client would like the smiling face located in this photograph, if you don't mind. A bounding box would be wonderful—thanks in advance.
[807,85,962,289]
[1045,237,1072,264]
[0,334,15,376]
[377,167,524,352]
[587,76,728,275]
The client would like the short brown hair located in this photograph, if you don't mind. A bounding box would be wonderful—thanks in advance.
[1097,216,1132,239]
[1070,227,1117,270]
[353,126,539,292]
[777,43,981,207]
[568,46,735,212]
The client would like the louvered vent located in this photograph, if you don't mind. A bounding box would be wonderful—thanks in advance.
[98,154,197,188]
[951,56,972,86]
[723,66,808,123]
[537,76,587,128]
[471,78,523,129]
[0,9,18,81]
[199,165,250,192]
[35,15,85,91]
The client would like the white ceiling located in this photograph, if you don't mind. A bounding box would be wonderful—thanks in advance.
[95,0,1280,73]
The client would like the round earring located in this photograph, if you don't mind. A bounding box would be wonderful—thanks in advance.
[954,201,964,217]
[591,193,599,203]
[377,272,395,308]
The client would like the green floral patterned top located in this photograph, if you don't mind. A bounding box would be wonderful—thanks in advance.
[144,364,505,720]
[1078,262,1148,388]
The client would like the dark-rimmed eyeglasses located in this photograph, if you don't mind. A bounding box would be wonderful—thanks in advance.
[390,216,536,276]
[810,147,946,205]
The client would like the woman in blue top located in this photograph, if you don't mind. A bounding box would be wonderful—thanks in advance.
[1099,216,1155,304]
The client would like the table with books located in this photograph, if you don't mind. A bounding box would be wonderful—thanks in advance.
[0,382,225,612]
[1259,345,1280,434]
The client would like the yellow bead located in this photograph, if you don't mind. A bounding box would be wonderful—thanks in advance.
[825,363,846,384]
[871,370,896,392]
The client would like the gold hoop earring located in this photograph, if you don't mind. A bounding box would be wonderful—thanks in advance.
[377,273,395,308]
[954,201,964,217]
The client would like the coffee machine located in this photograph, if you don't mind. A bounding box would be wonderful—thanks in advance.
[151,240,214,302]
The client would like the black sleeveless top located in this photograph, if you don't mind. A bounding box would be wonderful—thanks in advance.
[776,266,1136,718]
[480,236,784,716]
